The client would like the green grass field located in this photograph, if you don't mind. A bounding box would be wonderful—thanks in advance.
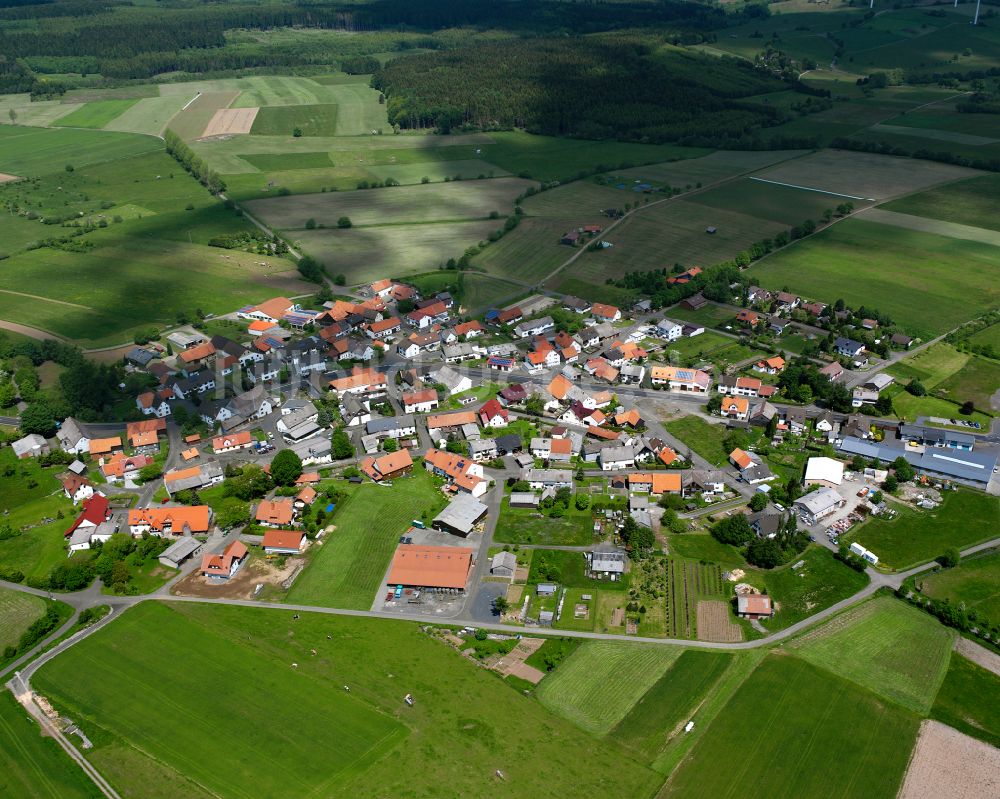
[887,342,968,387]
[919,550,1000,628]
[687,178,856,226]
[0,585,47,651]
[470,217,573,285]
[286,470,447,608]
[664,302,737,329]
[787,597,954,714]
[0,126,159,177]
[0,234,305,346]
[759,547,869,633]
[845,490,1000,571]
[661,655,919,799]
[34,601,662,799]
[666,532,746,568]
[478,131,709,182]
[0,692,101,799]
[967,322,1000,353]
[663,417,728,466]
[102,94,192,137]
[493,497,595,546]
[749,219,1000,338]
[246,177,532,230]
[251,104,338,137]
[52,100,139,130]
[571,199,787,281]
[537,641,683,735]
[882,174,1000,234]
[934,355,1000,413]
[930,652,1000,750]
[611,650,732,762]
[293,219,502,285]
[527,549,628,592]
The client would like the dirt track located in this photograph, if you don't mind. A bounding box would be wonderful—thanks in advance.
[200,107,258,138]
[0,320,67,342]
[954,637,1000,677]
[899,720,1000,799]
[0,173,19,183]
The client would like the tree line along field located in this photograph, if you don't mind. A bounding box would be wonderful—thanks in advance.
[919,550,1000,629]
[33,602,664,799]
[844,490,1000,572]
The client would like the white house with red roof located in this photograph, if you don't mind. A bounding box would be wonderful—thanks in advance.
[478,398,509,428]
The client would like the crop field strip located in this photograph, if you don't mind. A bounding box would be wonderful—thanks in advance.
[930,653,1000,749]
[786,597,954,714]
[664,558,724,640]
[35,602,662,799]
[536,641,683,735]
[660,655,920,799]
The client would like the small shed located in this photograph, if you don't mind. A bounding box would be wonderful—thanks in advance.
[490,551,517,578]
[536,582,558,596]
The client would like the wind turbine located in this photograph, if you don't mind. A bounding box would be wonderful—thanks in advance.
[973,0,981,24]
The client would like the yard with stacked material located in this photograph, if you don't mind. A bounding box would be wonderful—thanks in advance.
[0,692,102,799]
[660,655,920,799]
[285,470,447,609]
[919,550,1000,628]
[748,219,1000,338]
[33,602,663,799]
[786,597,954,714]
[844,490,1000,571]
[536,641,683,735]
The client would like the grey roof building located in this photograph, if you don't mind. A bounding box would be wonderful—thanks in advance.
[433,494,489,537]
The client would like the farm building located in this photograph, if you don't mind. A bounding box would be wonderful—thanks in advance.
[387,544,474,592]
[128,506,212,537]
[490,551,517,578]
[158,537,203,569]
[11,434,49,459]
[262,529,307,555]
[432,494,489,537]
[793,487,845,525]
[838,437,998,486]
[737,594,773,619]
[804,457,845,488]
[587,547,626,579]
[509,492,540,508]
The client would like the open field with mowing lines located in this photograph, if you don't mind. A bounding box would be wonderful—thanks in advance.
[660,655,920,799]
[0,586,46,651]
[608,149,807,189]
[786,597,954,714]
[246,177,532,230]
[102,95,192,137]
[845,490,1000,571]
[930,653,1000,749]
[0,126,159,176]
[754,149,979,200]
[760,547,869,633]
[167,91,239,141]
[887,343,967,387]
[293,219,501,285]
[0,692,102,799]
[612,650,732,762]
[471,217,574,285]
[0,96,81,127]
[537,641,682,735]
[688,178,866,226]
[919,550,1000,628]
[251,104,336,137]
[52,99,139,129]
[285,470,446,609]
[858,208,1000,248]
[459,273,525,315]
[934,355,1000,413]
[571,200,787,281]
[883,174,1000,233]
[476,131,709,182]
[749,219,1000,338]
[0,235,307,346]
[35,602,661,799]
